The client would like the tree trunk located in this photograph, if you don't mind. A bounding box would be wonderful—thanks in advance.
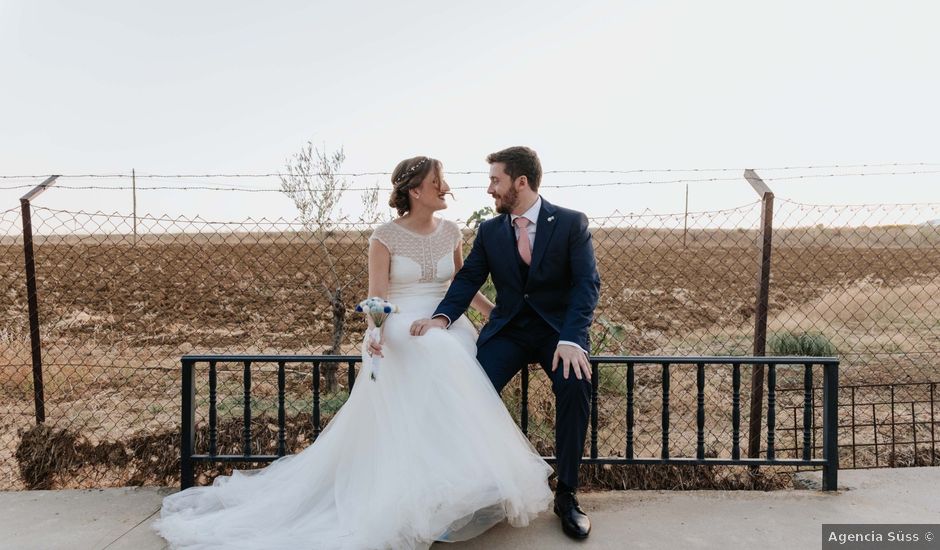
[323,287,345,393]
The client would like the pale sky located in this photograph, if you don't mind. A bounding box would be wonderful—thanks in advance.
[2,1,939,226]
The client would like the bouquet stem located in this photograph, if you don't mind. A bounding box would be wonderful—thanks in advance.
[369,326,382,381]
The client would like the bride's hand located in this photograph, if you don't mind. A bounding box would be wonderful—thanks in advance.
[366,331,384,358]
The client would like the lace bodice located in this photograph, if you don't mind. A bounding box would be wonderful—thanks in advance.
[369,218,462,300]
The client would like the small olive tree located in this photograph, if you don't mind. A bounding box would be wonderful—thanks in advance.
[280,141,382,391]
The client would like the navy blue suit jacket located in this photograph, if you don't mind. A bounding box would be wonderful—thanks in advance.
[433,198,601,352]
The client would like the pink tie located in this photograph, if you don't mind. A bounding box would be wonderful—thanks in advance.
[514,217,531,265]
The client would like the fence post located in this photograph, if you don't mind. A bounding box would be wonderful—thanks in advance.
[822,361,840,490]
[132,168,137,246]
[683,183,689,248]
[181,358,196,489]
[744,169,774,459]
[20,175,59,425]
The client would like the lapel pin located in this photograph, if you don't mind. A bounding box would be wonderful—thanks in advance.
[547,216,555,222]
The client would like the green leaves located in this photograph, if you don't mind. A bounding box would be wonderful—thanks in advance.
[768,330,838,356]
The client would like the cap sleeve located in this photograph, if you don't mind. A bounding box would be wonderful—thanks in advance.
[369,222,395,254]
[445,219,463,251]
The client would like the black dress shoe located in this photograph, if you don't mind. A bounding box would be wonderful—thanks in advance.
[553,491,591,539]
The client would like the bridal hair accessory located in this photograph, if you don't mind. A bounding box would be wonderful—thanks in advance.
[394,157,430,184]
[355,297,399,380]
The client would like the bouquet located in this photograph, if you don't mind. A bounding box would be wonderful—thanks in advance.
[355,297,399,380]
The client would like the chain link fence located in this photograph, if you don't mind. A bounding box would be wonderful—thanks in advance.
[1,195,939,490]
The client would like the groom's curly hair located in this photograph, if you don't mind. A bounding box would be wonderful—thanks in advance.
[486,146,542,191]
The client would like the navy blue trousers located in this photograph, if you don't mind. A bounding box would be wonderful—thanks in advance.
[476,307,591,490]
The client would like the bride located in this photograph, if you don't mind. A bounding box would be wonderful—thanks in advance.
[153,156,553,549]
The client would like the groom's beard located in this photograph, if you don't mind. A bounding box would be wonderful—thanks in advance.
[493,185,519,215]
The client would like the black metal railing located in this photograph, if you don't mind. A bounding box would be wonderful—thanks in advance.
[180,354,839,491]
[777,381,938,469]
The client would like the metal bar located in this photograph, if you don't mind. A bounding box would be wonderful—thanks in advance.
[781,398,912,409]
[890,385,896,464]
[747,169,774,461]
[540,456,830,466]
[208,361,217,456]
[19,175,60,203]
[851,386,857,468]
[911,401,918,462]
[790,401,799,462]
[179,355,844,486]
[521,365,529,436]
[183,354,364,364]
[20,198,45,424]
[242,361,251,455]
[661,362,670,459]
[277,361,286,457]
[811,385,817,457]
[312,361,322,438]
[744,169,773,197]
[748,364,765,460]
[181,354,837,365]
[931,383,936,467]
[347,360,356,391]
[190,454,283,463]
[180,359,196,490]
[590,362,599,459]
[187,454,829,467]
[132,168,137,246]
[873,403,879,467]
[696,362,705,460]
[803,364,813,460]
[778,379,924,391]
[517,457,828,467]
[732,363,741,460]
[767,363,776,460]
[626,362,635,459]
[683,184,689,248]
[822,362,839,491]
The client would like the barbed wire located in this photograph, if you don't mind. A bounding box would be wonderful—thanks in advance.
[778,197,940,209]
[2,168,939,193]
[2,162,939,181]
[27,200,765,226]
[763,169,940,182]
[0,175,744,192]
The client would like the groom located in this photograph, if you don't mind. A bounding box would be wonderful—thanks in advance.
[412,146,600,540]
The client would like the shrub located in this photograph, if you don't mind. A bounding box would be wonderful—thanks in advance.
[768,330,838,356]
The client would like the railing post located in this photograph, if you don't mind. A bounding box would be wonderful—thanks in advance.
[181,358,196,490]
[745,169,774,460]
[521,364,529,436]
[590,361,599,459]
[19,175,59,425]
[822,361,839,491]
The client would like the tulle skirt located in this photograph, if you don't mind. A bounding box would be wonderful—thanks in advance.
[153,294,553,549]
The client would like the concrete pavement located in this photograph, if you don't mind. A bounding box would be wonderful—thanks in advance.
[1,467,938,549]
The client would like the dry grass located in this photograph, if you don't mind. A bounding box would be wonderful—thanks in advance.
[1,223,939,490]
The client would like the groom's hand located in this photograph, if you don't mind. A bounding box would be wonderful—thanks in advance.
[410,317,448,336]
[552,345,592,381]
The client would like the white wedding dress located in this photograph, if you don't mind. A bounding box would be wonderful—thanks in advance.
[154,218,553,550]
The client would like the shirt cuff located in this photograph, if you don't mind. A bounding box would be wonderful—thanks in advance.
[558,340,589,355]
[432,314,452,328]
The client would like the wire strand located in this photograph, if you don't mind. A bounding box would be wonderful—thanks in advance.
[2,162,939,180]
